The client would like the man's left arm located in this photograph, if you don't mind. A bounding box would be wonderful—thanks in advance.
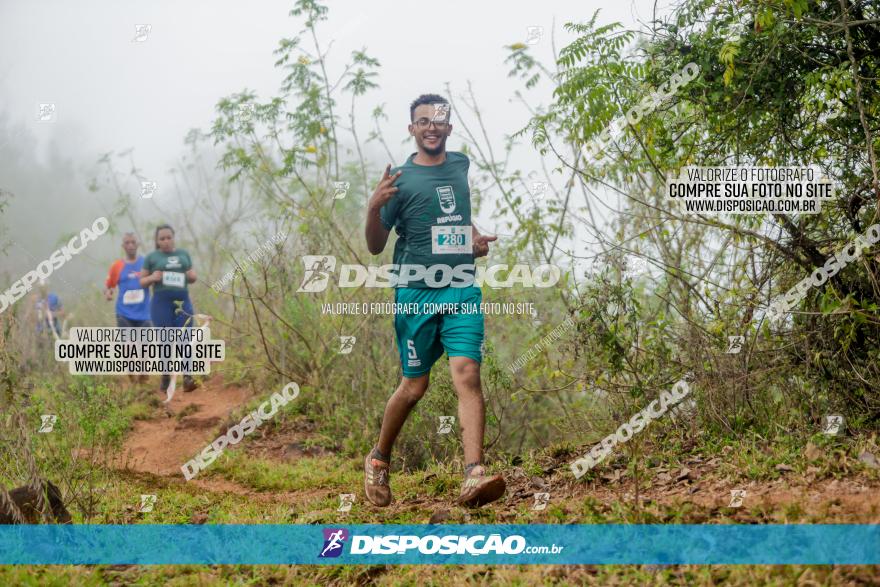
[467,157,495,257]
[472,226,497,258]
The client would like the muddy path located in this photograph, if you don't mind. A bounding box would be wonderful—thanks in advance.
[113,377,880,525]
[117,377,253,477]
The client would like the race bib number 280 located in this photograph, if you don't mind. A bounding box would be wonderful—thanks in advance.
[431,225,472,255]
[162,271,186,288]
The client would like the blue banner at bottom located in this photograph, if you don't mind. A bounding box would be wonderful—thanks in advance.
[0,524,878,565]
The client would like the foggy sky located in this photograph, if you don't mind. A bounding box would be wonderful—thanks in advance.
[0,0,670,307]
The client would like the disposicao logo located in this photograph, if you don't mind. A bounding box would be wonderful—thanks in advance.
[317,529,565,558]
[296,256,562,291]
[297,255,337,293]
[319,528,349,558]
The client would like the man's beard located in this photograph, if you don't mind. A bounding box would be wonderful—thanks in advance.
[421,137,446,156]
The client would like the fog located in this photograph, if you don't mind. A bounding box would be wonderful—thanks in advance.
[0,0,670,311]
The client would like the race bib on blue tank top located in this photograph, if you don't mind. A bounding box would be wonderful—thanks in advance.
[116,257,151,321]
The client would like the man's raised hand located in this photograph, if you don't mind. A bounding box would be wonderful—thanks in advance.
[368,164,402,211]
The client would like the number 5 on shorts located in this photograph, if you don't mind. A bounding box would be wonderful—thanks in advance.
[405,339,422,369]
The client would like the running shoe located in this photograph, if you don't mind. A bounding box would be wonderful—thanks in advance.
[364,450,392,507]
[456,465,506,507]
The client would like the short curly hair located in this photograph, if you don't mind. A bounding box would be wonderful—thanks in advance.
[409,94,450,122]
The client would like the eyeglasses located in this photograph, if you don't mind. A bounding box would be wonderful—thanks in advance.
[413,117,449,129]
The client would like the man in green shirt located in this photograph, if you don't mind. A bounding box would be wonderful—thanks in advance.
[363,93,504,508]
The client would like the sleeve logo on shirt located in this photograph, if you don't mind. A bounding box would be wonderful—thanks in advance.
[436,186,456,214]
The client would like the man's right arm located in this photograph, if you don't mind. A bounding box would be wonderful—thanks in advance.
[105,259,122,300]
[365,164,402,255]
[365,205,390,255]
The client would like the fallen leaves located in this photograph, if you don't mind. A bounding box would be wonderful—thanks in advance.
[676,467,695,482]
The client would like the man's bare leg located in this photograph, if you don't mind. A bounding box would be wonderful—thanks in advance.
[365,374,429,506]
[449,356,505,507]
[376,374,430,458]
[448,357,484,466]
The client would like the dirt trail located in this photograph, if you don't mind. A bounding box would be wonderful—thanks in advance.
[497,454,880,523]
[118,378,252,476]
[114,378,880,524]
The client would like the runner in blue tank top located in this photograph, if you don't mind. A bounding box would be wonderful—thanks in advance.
[105,233,152,327]
[105,233,153,383]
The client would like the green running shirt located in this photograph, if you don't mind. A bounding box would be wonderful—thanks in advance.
[379,151,474,288]
[143,249,193,292]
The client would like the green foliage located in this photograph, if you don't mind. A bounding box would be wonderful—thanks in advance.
[524,0,880,434]
[1,375,137,522]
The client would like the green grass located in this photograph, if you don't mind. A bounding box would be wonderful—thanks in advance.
[207,451,357,493]
[5,376,880,584]
[3,562,878,586]
[174,403,201,421]
[2,442,879,585]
